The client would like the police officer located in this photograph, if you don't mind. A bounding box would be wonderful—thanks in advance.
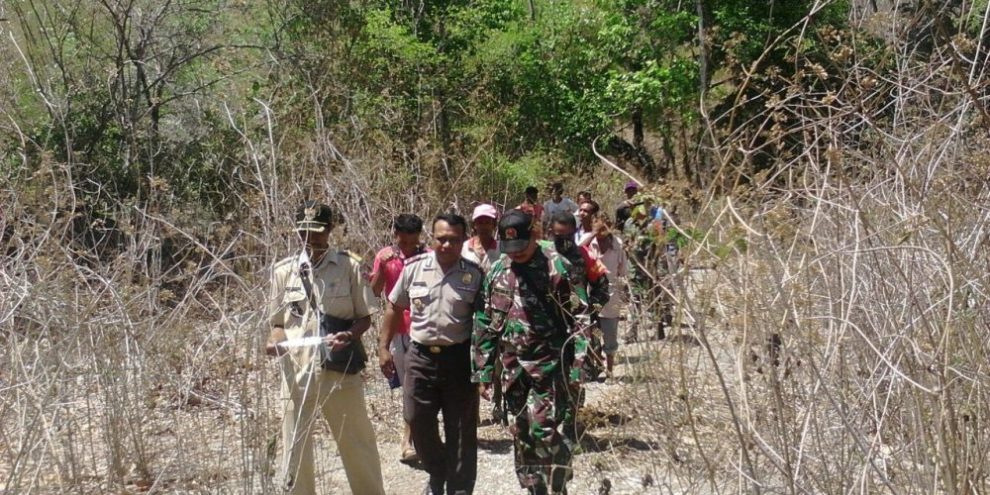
[382,213,483,495]
[473,209,592,495]
[266,201,386,495]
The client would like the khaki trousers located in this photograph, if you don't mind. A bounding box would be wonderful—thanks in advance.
[280,368,385,495]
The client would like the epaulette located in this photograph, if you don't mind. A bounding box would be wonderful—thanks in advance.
[338,250,363,262]
[404,252,431,265]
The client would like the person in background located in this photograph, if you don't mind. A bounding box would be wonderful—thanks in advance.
[371,213,427,464]
[462,204,500,273]
[266,201,386,495]
[576,190,592,206]
[575,200,599,246]
[545,212,610,386]
[384,214,483,495]
[542,182,578,226]
[517,185,544,224]
[586,214,628,378]
[614,181,640,230]
[622,197,671,341]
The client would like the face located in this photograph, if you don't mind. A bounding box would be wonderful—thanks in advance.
[625,188,638,199]
[577,193,591,204]
[577,202,596,224]
[507,237,538,263]
[395,230,421,250]
[298,228,331,253]
[526,190,538,202]
[551,186,563,199]
[473,216,496,238]
[432,220,465,264]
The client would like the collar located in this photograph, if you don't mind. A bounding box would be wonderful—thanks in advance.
[298,249,338,271]
[395,244,426,260]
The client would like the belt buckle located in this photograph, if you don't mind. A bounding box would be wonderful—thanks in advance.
[428,345,442,354]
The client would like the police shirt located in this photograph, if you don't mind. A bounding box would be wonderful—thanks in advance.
[389,252,483,346]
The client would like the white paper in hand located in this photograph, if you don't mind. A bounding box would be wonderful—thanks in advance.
[277,336,325,349]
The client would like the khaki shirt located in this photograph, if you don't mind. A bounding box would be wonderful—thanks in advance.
[269,250,378,378]
[388,252,483,346]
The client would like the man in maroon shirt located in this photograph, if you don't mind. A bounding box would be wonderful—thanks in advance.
[371,214,427,463]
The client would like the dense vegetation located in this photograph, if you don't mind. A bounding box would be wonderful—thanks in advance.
[2,0,858,211]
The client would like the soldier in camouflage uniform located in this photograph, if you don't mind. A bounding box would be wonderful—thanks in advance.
[622,196,678,340]
[472,209,594,495]
[543,211,609,387]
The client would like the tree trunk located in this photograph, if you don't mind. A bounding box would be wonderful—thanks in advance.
[632,106,645,150]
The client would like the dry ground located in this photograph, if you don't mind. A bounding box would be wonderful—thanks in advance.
[0,268,750,494]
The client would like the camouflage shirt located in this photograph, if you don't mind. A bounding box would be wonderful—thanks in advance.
[472,246,595,390]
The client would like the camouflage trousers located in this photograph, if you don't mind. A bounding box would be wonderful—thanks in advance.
[628,252,677,339]
[504,369,578,494]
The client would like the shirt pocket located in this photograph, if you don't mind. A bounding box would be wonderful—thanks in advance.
[408,287,432,315]
[320,280,353,317]
[447,286,477,323]
[449,285,477,305]
[282,289,308,325]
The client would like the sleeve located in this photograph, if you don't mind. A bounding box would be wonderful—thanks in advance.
[268,263,288,327]
[579,249,610,313]
[370,249,385,279]
[388,263,412,309]
[558,265,596,385]
[471,268,500,384]
[350,258,378,318]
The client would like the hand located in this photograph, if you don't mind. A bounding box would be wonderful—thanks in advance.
[265,327,288,357]
[478,383,492,401]
[378,347,396,380]
[324,331,353,352]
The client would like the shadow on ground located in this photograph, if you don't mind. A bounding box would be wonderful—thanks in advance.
[578,433,661,453]
[478,437,513,454]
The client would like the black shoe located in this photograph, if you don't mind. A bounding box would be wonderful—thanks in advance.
[423,480,444,495]
[528,485,549,495]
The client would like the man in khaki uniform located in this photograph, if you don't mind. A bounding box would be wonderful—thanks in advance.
[380,213,483,495]
[266,201,386,495]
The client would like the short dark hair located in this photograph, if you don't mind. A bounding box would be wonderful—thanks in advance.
[577,190,592,200]
[550,211,576,229]
[580,199,600,214]
[393,214,423,234]
[433,213,468,236]
[550,181,564,192]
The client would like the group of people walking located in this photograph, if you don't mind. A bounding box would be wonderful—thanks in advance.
[265,181,679,495]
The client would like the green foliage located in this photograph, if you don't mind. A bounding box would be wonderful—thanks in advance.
[2,0,859,213]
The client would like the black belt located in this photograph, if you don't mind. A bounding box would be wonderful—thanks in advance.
[412,341,469,354]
